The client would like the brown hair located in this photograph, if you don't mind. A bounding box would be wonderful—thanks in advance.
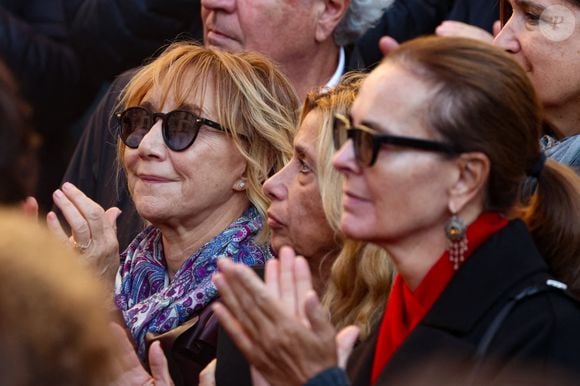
[0,61,38,204]
[117,42,299,242]
[385,36,580,295]
[0,210,116,385]
[303,72,394,339]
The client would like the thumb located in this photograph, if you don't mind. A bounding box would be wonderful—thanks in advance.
[149,341,174,386]
[492,20,502,37]
[104,207,122,232]
[379,36,400,57]
[336,325,359,368]
[20,196,39,220]
[304,290,334,337]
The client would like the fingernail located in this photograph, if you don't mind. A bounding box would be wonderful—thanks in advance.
[62,182,72,191]
[54,189,64,199]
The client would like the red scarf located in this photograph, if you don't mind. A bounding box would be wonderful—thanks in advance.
[370,212,508,384]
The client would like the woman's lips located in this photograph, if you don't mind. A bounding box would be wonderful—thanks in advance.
[267,212,285,229]
[137,174,173,183]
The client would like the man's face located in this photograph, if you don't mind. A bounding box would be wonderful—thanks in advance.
[201,0,320,65]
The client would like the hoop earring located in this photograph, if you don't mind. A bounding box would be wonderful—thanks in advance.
[445,214,468,270]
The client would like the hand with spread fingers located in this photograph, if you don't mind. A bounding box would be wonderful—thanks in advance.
[212,246,359,386]
[47,181,121,284]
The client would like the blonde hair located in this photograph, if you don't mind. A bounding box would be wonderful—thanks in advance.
[117,42,300,242]
[0,209,116,385]
[304,72,394,340]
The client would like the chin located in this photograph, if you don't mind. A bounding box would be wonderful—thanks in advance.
[134,203,169,225]
[340,218,375,243]
[269,236,289,256]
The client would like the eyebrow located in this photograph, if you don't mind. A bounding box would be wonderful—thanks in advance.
[294,143,315,165]
[137,101,209,117]
[514,0,545,12]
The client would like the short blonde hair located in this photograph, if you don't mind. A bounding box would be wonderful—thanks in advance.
[118,42,300,242]
[0,209,116,385]
[302,72,394,340]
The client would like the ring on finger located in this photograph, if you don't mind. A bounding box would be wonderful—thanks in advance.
[73,238,92,253]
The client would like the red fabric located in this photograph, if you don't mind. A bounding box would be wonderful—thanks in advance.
[370,212,508,384]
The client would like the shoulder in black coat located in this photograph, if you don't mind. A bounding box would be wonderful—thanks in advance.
[348,220,580,385]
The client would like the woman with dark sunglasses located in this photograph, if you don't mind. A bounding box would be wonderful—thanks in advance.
[210,37,580,385]
[46,42,298,384]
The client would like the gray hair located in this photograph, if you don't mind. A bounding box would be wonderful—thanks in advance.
[333,0,394,46]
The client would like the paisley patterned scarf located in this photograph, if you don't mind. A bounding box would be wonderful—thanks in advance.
[114,206,271,358]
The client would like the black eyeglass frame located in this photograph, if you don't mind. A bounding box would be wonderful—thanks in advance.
[333,113,460,166]
[116,106,225,152]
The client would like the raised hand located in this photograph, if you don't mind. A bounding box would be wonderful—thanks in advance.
[212,246,358,386]
[47,181,121,283]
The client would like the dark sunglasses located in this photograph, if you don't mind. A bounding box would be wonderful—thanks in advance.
[116,106,225,151]
[332,114,459,166]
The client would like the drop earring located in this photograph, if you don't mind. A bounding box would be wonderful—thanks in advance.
[445,214,468,270]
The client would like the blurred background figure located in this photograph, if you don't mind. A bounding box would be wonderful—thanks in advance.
[0,209,117,386]
[495,0,580,172]
[0,58,38,208]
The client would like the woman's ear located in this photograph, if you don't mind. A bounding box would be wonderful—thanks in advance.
[314,0,351,43]
[447,152,490,214]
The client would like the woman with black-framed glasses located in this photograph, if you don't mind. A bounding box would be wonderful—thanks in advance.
[210,37,580,386]
[46,42,299,385]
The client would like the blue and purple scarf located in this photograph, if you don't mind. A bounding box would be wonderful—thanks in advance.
[114,206,271,358]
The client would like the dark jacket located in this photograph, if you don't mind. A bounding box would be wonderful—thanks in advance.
[356,0,498,68]
[343,220,580,385]
[0,0,83,119]
[64,0,202,84]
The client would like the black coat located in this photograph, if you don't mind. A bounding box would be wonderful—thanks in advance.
[347,220,580,385]
[64,0,202,84]
[356,0,498,68]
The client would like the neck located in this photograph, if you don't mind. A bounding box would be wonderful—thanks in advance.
[382,206,483,291]
[158,199,250,279]
[308,249,339,296]
[281,41,341,101]
[544,102,580,138]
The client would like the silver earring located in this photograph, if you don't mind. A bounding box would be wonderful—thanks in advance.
[445,214,468,270]
[236,181,246,191]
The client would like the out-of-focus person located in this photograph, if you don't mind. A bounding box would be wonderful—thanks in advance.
[60,0,393,251]
[0,58,38,211]
[48,42,298,385]
[0,209,117,386]
[211,37,580,386]
[494,0,580,171]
